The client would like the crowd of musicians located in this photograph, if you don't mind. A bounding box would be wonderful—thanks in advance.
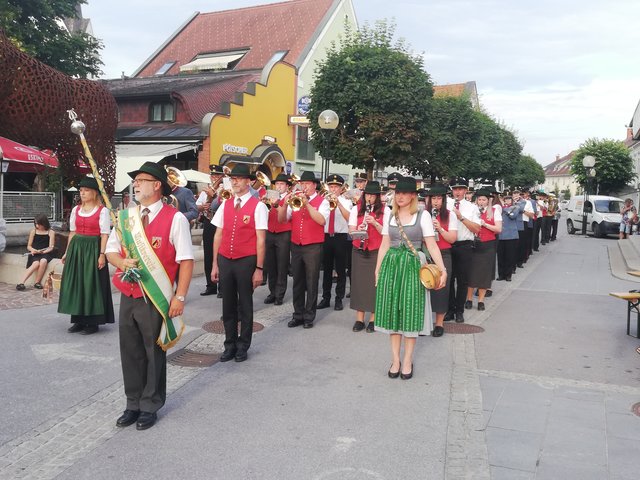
[55,163,559,429]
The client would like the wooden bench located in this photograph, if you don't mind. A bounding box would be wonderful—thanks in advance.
[609,291,640,338]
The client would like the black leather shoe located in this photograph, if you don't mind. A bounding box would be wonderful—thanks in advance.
[455,312,465,323]
[219,349,237,362]
[303,321,314,329]
[264,294,276,304]
[317,299,330,309]
[334,299,343,311]
[478,302,485,311]
[388,363,401,379]
[136,411,157,430]
[288,318,304,328]
[200,286,217,296]
[496,277,506,281]
[485,290,493,297]
[67,323,84,333]
[274,298,283,305]
[81,325,99,335]
[352,321,365,332]
[235,351,248,362]
[433,326,444,337]
[216,292,223,298]
[444,311,454,322]
[116,409,139,427]
[400,364,413,380]
[366,322,375,333]
[464,300,473,310]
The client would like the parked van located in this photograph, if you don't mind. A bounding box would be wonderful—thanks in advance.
[565,195,624,237]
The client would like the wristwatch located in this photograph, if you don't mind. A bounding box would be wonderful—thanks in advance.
[175,295,185,302]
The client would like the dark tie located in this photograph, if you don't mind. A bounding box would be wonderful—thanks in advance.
[329,208,335,235]
[455,201,460,210]
[141,208,150,229]
[235,198,241,211]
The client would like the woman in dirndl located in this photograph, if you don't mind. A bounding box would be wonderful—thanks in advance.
[58,176,114,335]
[374,177,447,380]
[424,184,458,337]
[348,181,384,333]
[466,189,502,311]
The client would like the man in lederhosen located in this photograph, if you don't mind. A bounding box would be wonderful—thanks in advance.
[106,162,194,430]
[264,173,292,306]
[278,171,329,329]
[211,164,268,363]
[446,177,481,323]
[196,164,225,296]
[318,174,352,311]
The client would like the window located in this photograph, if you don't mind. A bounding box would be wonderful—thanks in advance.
[150,102,175,122]
[179,50,248,73]
[296,126,316,161]
[155,61,176,76]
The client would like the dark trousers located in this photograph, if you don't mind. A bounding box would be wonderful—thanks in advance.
[119,295,166,414]
[497,239,518,279]
[321,233,349,300]
[533,218,542,251]
[517,228,527,265]
[202,220,218,290]
[524,222,532,259]
[541,216,552,243]
[218,254,256,353]
[448,241,473,314]
[291,242,323,323]
[551,218,559,240]
[264,230,291,300]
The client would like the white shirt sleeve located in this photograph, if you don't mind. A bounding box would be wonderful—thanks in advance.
[381,207,392,235]
[99,207,111,234]
[317,197,331,224]
[171,212,195,262]
[212,200,226,229]
[469,204,481,224]
[420,210,436,237]
[69,206,78,232]
[254,202,269,230]
[348,205,359,227]
[448,213,459,231]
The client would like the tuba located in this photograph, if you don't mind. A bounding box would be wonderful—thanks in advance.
[164,166,187,209]
[253,170,271,189]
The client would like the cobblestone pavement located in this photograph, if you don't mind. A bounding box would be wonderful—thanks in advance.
[0,282,59,310]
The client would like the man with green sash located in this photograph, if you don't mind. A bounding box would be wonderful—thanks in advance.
[105,162,194,431]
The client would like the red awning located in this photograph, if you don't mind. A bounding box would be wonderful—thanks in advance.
[0,136,59,173]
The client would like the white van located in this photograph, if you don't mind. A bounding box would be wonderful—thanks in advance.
[565,195,624,237]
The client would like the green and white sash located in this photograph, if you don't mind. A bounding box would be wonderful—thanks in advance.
[119,207,184,351]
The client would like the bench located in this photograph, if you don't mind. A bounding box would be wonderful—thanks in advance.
[609,291,640,338]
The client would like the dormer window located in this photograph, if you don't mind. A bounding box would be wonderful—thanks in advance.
[155,61,176,76]
[150,102,175,122]
[179,49,248,73]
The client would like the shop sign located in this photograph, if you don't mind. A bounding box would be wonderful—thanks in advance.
[297,96,311,115]
[223,143,249,155]
[288,115,309,126]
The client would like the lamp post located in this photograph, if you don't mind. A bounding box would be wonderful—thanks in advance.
[581,155,596,236]
[0,146,5,219]
[318,109,339,181]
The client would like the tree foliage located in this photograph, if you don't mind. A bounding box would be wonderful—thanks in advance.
[503,154,545,189]
[570,138,635,195]
[0,0,103,78]
[308,21,433,174]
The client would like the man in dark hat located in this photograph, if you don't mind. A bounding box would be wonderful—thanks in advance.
[105,161,194,430]
[353,172,368,191]
[278,171,330,328]
[318,174,352,311]
[386,172,402,188]
[446,177,481,323]
[531,192,542,252]
[264,173,292,305]
[211,164,268,363]
[196,164,226,296]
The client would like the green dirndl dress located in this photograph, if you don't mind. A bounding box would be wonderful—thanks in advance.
[57,233,115,326]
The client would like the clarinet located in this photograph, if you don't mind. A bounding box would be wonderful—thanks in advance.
[432,208,439,242]
[359,204,373,250]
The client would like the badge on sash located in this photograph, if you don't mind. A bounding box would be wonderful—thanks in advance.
[151,237,162,249]
[243,215,250,224]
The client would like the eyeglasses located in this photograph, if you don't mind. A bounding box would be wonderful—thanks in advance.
[132,178,158,185]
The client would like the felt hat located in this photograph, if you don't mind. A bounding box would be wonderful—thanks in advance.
[395,177,418,193]
[363,181,382,194]
[209,164,225,174]
[78,176,99,191]
[128,162,171,196]
[387,172,403,183]
[354,172,368,181]
[299,171,319,183]
[422,183,448,196]
[274,173,292,184]
[227,164,256,180]
[474,188,492,198]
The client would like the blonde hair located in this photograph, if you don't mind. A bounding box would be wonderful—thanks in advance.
[391,193,419,216]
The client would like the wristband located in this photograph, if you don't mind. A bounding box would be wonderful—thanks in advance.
[256,266,263,270]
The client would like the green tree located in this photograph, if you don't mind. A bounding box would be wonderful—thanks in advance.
[503,154,545,189]
[0,0,103,78]
[308,21,433,175]
[570,138,635,195]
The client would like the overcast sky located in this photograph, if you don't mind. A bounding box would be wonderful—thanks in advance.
[83,0,640,166]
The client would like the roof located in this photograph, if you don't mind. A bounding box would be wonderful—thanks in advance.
[543,151,575,177]
[433,81,479,109]
[134,0,337,78]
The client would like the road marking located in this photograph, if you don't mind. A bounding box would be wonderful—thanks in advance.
[31,343,114,364]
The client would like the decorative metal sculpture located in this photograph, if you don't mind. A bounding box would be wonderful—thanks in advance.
[0,31,117,191]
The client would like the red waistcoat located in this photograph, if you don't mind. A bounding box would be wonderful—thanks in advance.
[478,210,497,242]
[268,198,292,233]
[112,205,179,298]
[435,215,453,251]
[291,194,325,246]
[219,196,260,259]
[352,210,383,250]
[74,205,103,236]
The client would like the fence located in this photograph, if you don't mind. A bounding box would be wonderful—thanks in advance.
[1,192,56,223]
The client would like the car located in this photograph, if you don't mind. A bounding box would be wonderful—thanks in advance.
[564,195,623,237]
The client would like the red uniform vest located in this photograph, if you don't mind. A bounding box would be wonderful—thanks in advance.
[291,194,325,246]
[352,210,383,250]
[478,210,497,242]
[74,205,103,236]
[268,198,292,233]
[435,214,453,251]
[219,196,259,259]
[112,205,179,298]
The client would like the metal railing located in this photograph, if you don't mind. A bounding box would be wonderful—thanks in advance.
[1,192,56,223]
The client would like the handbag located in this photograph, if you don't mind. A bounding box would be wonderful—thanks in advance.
[395,212,442,290]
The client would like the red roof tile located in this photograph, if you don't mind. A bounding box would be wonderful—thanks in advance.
[544,151,575,176]
[136,0,335,78]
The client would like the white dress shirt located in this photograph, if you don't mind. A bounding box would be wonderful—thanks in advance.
[447,197,480,241]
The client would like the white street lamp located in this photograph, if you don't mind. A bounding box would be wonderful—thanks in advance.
[318,109,339,181]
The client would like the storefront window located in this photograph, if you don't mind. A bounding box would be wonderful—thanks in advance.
[296,126,316,161]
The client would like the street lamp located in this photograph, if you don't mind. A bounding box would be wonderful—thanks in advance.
[581,155,596,236]
[0,146,5,219]
[318,109,339,181]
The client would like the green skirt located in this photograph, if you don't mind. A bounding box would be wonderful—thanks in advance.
[374,245,426,335]
[57,234,114,325]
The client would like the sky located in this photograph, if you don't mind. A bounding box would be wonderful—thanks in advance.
[82,0,640,167]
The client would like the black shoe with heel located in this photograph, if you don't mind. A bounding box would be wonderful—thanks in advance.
[400,364,413,380]
[388,363,401,379]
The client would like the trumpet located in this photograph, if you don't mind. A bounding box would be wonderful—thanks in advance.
[287,184,305,211]
[219,189,232,201]
[319,182,338,210]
